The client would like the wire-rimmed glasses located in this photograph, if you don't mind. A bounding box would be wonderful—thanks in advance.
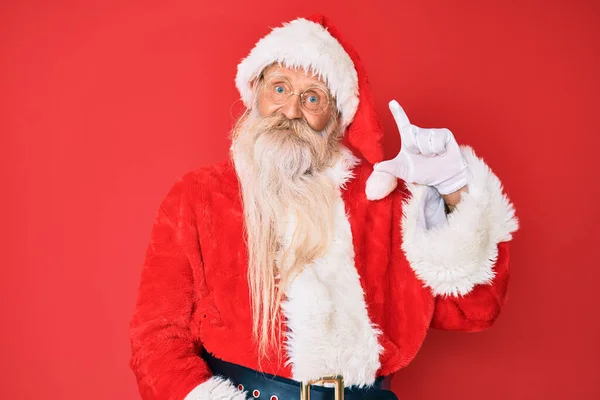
[262,76,331,114]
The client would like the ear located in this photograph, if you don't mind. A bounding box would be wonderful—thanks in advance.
[249,78,259,95]
[250,71,267,101]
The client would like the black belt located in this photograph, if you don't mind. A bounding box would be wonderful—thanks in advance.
[203,351,398,400]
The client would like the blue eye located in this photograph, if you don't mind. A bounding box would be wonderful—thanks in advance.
[275,86,285,94]
[307,95,318,103]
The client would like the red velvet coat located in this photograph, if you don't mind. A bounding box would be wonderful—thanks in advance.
[129,145,518,400]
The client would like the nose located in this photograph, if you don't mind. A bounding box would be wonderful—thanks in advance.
[280,94,303,120]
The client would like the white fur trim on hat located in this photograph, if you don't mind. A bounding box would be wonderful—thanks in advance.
[236,18,359,128]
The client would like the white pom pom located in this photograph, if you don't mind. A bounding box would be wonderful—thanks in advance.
[365,170,398,200]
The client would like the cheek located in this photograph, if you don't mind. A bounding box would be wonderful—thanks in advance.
[306,111,331,132]
[257,95,279,117]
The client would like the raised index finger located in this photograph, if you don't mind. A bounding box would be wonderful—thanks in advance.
[389,100,410,129]
[389,100,418,153]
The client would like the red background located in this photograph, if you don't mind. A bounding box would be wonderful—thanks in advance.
[1,0,599,399]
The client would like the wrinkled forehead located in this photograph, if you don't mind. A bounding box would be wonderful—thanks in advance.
[261,63,328,90]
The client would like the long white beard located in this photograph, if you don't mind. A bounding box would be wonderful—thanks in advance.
[231,109,341,357]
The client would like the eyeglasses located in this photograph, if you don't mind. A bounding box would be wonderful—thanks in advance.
[262,76,331,114]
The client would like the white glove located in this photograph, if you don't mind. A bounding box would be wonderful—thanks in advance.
[373,100,467,195]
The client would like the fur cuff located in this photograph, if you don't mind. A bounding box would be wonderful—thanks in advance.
[184,376,247,400]
[401,146,519,297]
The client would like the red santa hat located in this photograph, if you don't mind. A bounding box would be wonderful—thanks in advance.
[235,14,386,168]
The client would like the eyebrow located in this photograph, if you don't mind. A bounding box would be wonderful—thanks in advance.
[263,72,330,93]
[263,72,291,81]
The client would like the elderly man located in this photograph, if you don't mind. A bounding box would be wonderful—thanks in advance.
[129,15,518,400]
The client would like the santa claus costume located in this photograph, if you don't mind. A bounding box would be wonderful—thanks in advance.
[129,14,518,400]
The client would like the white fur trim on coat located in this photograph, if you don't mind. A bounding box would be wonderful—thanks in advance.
[279,148,382,388]
[236,18,359,129]
[184,376,246,400]
[401,146,519,297]
[326,146,360,187]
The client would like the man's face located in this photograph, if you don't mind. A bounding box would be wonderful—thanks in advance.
[256,65,334,132]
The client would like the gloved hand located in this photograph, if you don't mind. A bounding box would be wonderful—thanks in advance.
[373,100,467,195]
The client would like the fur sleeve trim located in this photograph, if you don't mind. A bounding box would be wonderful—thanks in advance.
[401,146,519,297]
[184,376,247,400]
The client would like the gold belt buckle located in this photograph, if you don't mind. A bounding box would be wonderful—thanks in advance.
[300,375,344,400]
